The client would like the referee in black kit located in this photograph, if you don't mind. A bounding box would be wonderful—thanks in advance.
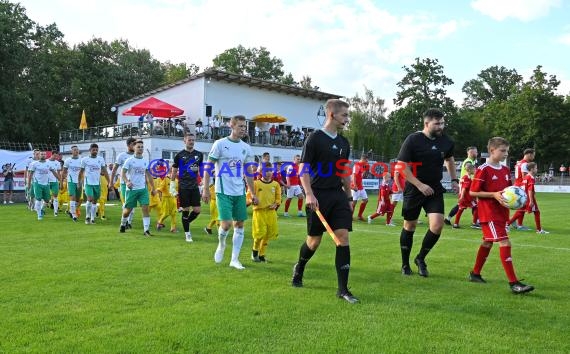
[396,108,459,277]
[291,99,358,304]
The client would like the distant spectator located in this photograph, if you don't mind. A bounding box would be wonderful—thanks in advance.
[270,125,277,144]
[280,128,288,146]
[3,163,15,204]
[144,110,154,135]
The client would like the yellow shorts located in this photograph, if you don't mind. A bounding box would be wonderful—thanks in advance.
[252,209,278,241]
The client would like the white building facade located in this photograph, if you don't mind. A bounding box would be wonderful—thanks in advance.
[59,69,342,164]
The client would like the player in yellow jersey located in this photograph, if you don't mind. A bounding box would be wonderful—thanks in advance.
[204,179,219,235]
[148,177,162,221]
[98,171,109,220]
[247,162,281,262]
[157,174,178,232]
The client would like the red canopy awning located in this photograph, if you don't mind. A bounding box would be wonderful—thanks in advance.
[122,97,184,118]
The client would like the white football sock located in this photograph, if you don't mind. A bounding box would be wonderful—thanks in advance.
[231,227,245,262]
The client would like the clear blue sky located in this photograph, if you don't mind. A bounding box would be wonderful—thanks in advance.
[19,0,570,107]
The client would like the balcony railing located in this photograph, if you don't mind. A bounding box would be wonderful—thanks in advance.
[59,121,309,149]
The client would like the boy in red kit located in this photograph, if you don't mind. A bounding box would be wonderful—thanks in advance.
[452,162,479,229]
[351,153,369,221]
[468,137,534,294]
[510,148,535,230]
[368,174,395,226]
[283,155,305,217]
[508,162,549,234]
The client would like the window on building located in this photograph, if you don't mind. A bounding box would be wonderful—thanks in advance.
[162,150,177,161]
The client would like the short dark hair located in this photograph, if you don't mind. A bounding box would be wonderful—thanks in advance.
[184,132,195,138]
[262,152,270,157]
[70,145,78,149]
[90,143,99,149]
[523,148,535,156]
[527,162,537,170]
[126,137,137,145]
[135,140,143,145]
[51,150,59,155]
[423,108,444,120]
[466,146,477,152]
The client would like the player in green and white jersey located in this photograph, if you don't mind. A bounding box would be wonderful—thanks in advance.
[79,143,110,225]
[120,140,156,236]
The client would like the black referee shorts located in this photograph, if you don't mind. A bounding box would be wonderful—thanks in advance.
[179,188,201,208]
[401,183,445,221]
[306,188,352,237]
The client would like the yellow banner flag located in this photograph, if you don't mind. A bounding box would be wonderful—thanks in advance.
[79,109,88,130]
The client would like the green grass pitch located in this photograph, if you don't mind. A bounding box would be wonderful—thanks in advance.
[1,193,569,353]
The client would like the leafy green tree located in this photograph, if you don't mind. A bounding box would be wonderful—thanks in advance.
[462,66,523,108]
[0,1,36,141]
[212,45,285,81]
[299,75,319,90]
[346,88,389,158]
[389,57,459,154]
[489,66,570,165]
[161,62,199,85]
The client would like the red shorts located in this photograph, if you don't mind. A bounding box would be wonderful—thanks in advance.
[459,199,477,209]
[376,201,393,215]
[525,199,539,213]
[481,221,509,242]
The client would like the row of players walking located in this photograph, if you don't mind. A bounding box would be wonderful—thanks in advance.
[24,101,543,304]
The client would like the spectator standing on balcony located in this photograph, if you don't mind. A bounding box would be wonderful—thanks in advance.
[145,111,154,134]
[138,113,144,132]
[280,127,288,146]
[196,118,204,138]
[270,125,277,144]
[254,126,260,144]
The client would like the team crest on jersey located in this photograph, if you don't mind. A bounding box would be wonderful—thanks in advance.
[332,144,338,149]
[492,175,498,180]
[431,145,437,150]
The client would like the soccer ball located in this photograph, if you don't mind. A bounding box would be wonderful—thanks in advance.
[502,186,528,210]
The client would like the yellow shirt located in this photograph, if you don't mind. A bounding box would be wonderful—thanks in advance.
[157,176,174,197]
[148,178,161,206]
[248,179,281,210]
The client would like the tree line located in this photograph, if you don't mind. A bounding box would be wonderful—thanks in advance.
[0,1,316,145]
[346,59,570,167]
[2,1,570,167]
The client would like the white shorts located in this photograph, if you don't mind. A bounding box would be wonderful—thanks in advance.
[352,189,368,200]
[286,185,304,199]
[391,192,403,202]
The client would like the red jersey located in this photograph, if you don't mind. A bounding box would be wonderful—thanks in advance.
[378,182,393,214]
[286,163,300,186]
[471,163,511,223]
[379,182,391,202]
[351,161,367,190]
[459,174,474,204]
[514,159,529,186]
[392,172,406,193]
[522,174,537,210]
[273,170,284,185]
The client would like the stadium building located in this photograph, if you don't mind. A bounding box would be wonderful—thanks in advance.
[58,69,342,164]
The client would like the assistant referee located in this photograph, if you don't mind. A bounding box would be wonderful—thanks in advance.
[291,99,359,304]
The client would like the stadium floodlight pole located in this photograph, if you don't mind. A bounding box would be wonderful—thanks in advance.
[314,208,341,246]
